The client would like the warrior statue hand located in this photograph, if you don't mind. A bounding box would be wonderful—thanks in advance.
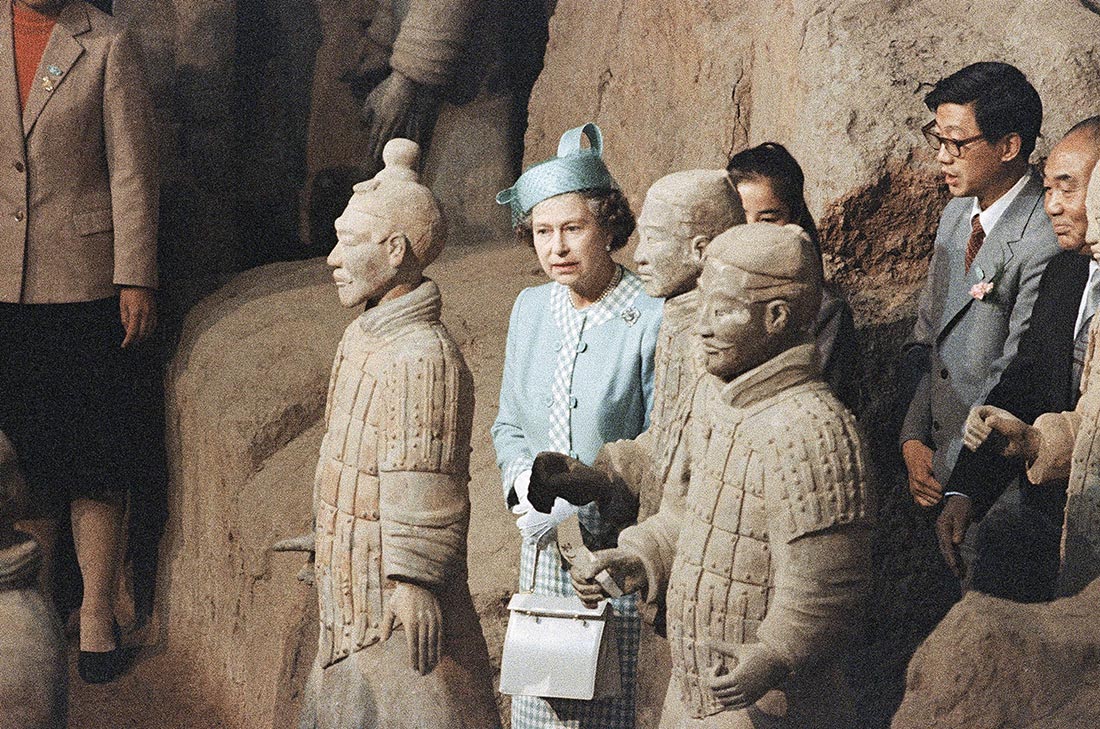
[341,36,392,99]
[271,533,316,586]
[528,451,611,513]
[360,71,441,168]
[569,548,646,608]
[964,405,1039,459]
[706,640,790,711]
[381,581,443,676]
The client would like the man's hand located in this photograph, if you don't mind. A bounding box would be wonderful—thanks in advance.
[706,640,789,711]
[963,405,1038,459]
[119,286,156,348]
[529,451,611,513]
[935,495,972,577]
[569,547,647,608]
[381,582,443,675]
[902,439,943,507]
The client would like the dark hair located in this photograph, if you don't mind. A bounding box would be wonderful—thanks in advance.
[1066,115,1100,144]
[514,188,636,251]
[924,62,1043,160]
[726,142,821,255]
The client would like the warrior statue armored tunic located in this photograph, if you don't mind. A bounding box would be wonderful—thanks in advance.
[279,139,499,729]
[573,224,874,729]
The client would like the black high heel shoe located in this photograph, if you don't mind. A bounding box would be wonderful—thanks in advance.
[78,621,124,684]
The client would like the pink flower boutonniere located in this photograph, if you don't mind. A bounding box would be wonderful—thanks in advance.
[969,281,994,300]
[969,256,1008,305]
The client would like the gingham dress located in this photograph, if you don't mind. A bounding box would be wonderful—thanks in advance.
[511,267,642,729]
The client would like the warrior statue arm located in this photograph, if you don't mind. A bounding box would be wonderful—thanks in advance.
[964,405,1078,484]
[357,0,485,165]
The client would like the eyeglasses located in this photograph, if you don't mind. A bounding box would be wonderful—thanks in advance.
[921,120,985,158]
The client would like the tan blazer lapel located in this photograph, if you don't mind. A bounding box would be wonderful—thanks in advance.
[0,2,24,136]
[21,2,89,138]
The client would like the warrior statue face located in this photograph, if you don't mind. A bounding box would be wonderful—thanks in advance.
[695,223,821,382]
[634,171,743,299]
[634,200,705,299]
[695,258,780,382]
[328,202,403,308]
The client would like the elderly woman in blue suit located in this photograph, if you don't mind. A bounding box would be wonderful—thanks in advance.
[492,124,662,729]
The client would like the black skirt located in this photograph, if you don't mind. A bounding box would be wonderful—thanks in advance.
[0,297,141,518]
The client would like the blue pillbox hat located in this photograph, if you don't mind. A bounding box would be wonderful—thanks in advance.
[495,123,617,225]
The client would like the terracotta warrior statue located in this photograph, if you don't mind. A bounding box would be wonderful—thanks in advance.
[571,223,874,728]
[275,139,499,729]
[529,170,744,530]
[0,430,66,729]
[964,162,1100,595]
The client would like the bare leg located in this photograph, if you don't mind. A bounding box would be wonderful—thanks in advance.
[70,498,123,652]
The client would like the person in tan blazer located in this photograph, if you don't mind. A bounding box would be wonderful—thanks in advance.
[0,0,158,684]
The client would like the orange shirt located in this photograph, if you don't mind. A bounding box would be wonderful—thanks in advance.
[12,2,56,110]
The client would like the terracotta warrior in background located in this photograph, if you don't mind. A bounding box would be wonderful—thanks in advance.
[275,139,500,729]
[572,224,874,728]
[0,430,66,729]
[964,161,1100,596]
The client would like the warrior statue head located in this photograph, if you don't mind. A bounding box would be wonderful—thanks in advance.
[633,169,745,299]
[328,138,447,308]
[696,222,823,382]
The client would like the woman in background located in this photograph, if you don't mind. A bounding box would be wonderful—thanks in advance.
[728,142,860,411]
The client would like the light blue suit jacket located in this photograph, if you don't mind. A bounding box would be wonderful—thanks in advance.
[900,174,1059,484]
[491,276,662,500]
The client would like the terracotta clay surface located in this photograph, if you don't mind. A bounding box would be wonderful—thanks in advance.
[0,431,66,729]
[893,578,1100,729]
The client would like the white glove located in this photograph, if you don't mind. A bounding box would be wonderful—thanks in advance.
[511,468,578,546]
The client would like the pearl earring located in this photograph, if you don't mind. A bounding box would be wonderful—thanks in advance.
[605,244,612,252]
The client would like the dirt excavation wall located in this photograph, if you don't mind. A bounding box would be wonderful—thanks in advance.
[153,2,1100,728]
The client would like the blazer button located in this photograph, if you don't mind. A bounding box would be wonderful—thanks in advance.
[569,396,578,408]
[568,450,578,459]
[543,395,553,407]
[554,341,563,352]
[576,342,588,353]
[939,369,948,379]
[12,161,23,173]
[13,211,23,221]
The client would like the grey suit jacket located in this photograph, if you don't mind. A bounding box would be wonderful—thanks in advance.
[0,1,158,304]
[900,174,1059,485]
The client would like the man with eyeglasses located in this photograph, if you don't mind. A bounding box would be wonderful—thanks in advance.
[899,62,1058,591]
[941,117,1100,601]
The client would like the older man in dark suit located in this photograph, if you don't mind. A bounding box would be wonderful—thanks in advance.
[900,63,1058,551]
[0,0,158,683]
[936,117,1100,601]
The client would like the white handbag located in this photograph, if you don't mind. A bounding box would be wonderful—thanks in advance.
[498,516,622,700]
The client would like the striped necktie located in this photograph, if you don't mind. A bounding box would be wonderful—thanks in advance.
[964,214,985,273]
